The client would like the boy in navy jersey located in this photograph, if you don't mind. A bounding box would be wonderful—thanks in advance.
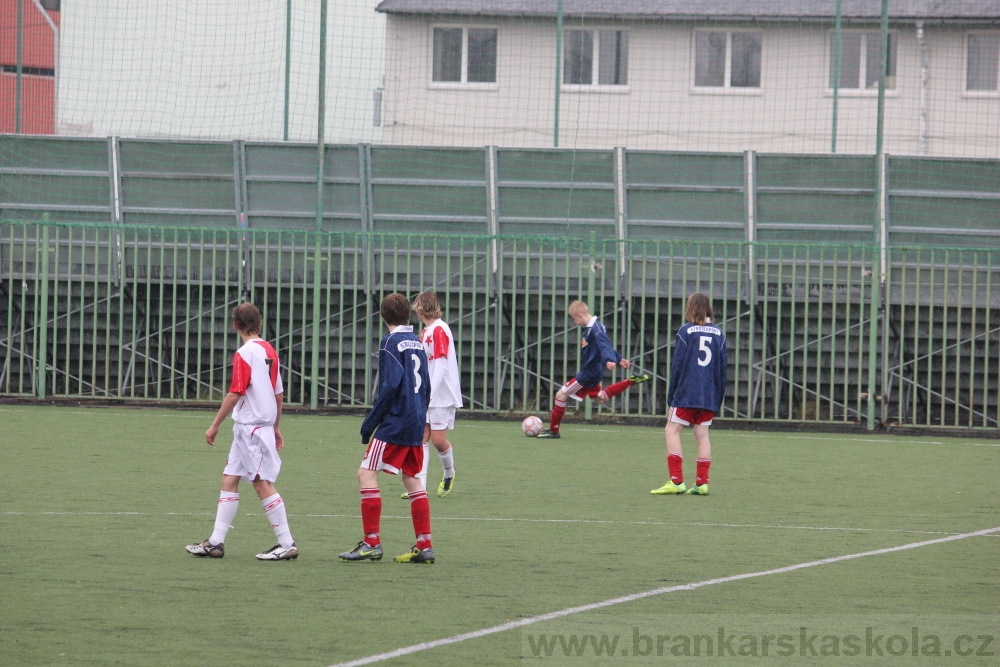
[651,293,727,496]
[339,293,435,564]
[536,300,649,439]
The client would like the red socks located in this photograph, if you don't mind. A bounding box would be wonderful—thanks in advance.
[360,488,381,546]
[361,487,433,550]
[695,458,712,487]
[602,378,634,399]
[549,399,566,433]
[408,489,432,549]
[667,453,684,484]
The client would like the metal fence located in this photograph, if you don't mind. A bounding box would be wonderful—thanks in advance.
[2,219,998,430]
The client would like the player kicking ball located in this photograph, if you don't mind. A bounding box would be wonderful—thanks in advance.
[536,300,650,439]
[339,293,436,564]
[651,293,727,496]
[185,302,298,561]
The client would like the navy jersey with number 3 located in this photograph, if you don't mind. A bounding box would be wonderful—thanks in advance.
[361,325,431,447]
[667,321,728,412]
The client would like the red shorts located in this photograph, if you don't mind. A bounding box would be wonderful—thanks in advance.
[561,377,602,402]
[360,438,425,477]
[668,406,715,426]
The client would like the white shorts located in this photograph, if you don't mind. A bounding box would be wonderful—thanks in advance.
[416,442,430,480]
[223,422,282,482]
[426,406,456,431]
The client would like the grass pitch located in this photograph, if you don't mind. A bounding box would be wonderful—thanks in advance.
[1,405,998,665]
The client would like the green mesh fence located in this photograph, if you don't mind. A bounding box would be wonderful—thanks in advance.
[2,219,999,430]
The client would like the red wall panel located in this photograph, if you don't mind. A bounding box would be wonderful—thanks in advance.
[1,0,59,134]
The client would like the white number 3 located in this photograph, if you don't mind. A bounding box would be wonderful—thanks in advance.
[698,336,713,367]
[411,354,422,392]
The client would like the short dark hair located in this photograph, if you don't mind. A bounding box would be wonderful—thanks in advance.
[380,293,412,326]
[685,292,714,326]
[232,302,263,335]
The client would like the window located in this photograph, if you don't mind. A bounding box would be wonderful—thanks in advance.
[432,26,497,84]
[694,31,761,89]
[829,32,897,90]
[967,33,1000,92]
[563,29,629,86]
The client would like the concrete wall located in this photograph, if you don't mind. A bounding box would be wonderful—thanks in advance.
[381,16,1000,157]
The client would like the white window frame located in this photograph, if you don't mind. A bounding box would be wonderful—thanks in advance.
[429,24,499,90]
[963,31,1000,98]
[825,29,899,96]
[561,28,631,93]
[691,29,763,95]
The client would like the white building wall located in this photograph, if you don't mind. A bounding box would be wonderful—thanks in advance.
[57,0,385,143]
[382,16,999,158]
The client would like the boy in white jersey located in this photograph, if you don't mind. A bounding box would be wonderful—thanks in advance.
[185,302,298,561]
[402,291,462,499]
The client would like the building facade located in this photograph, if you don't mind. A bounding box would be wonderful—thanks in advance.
[376,0,1000,157]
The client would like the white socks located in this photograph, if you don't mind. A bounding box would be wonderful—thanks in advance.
[438,445,455,479]
[209,491,240,545]
[261,493,294,549]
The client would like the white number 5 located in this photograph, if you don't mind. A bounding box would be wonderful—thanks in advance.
[411,354,422,392]
[698,336,713,367]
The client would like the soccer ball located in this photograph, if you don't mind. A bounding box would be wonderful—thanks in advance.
[521,415,543,437]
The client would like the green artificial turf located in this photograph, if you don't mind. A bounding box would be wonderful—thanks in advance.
[1,405,998,665]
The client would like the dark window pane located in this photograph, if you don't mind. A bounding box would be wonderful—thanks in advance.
[731,32,761,87]
[564,30,593,84]
[866,32,896,88]
[468,29,497,82]
[598,30,628,85]
[831,32,861,88]
[967,33,1000,91]
[433,28,462,82]
[695,32,726,87]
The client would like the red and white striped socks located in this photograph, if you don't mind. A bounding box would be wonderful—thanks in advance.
[209,491,240,545]
[407,489,432,550]
[261,493,294,549]
[360,487,382,547]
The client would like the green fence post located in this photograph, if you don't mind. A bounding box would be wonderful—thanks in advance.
[867,253,880,430]
[283,0,292,142]
[15,0,23,133]
[553,0,563,147]
[37,215,51,399]
[585,231,596,420]
[310,0,329,411]
[831,0,842,153]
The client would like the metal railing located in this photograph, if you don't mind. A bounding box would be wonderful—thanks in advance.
[2,219,997,430]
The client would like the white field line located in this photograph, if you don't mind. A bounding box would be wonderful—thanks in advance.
[6,510,998,539]
[12,409,996,445]
[327,526,1000,667]
[3,408,996,443]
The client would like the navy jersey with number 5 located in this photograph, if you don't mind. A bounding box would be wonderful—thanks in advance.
[361,325,431,447]
[667,320,728,412]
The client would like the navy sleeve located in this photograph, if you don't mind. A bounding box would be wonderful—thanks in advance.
[715,335,728,412]
[360,345,401,444]
[667,328,687,406]
[593,325,622,367]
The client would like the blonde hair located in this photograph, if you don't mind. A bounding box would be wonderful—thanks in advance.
[412,291,442,320]
[567,300,590,316]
